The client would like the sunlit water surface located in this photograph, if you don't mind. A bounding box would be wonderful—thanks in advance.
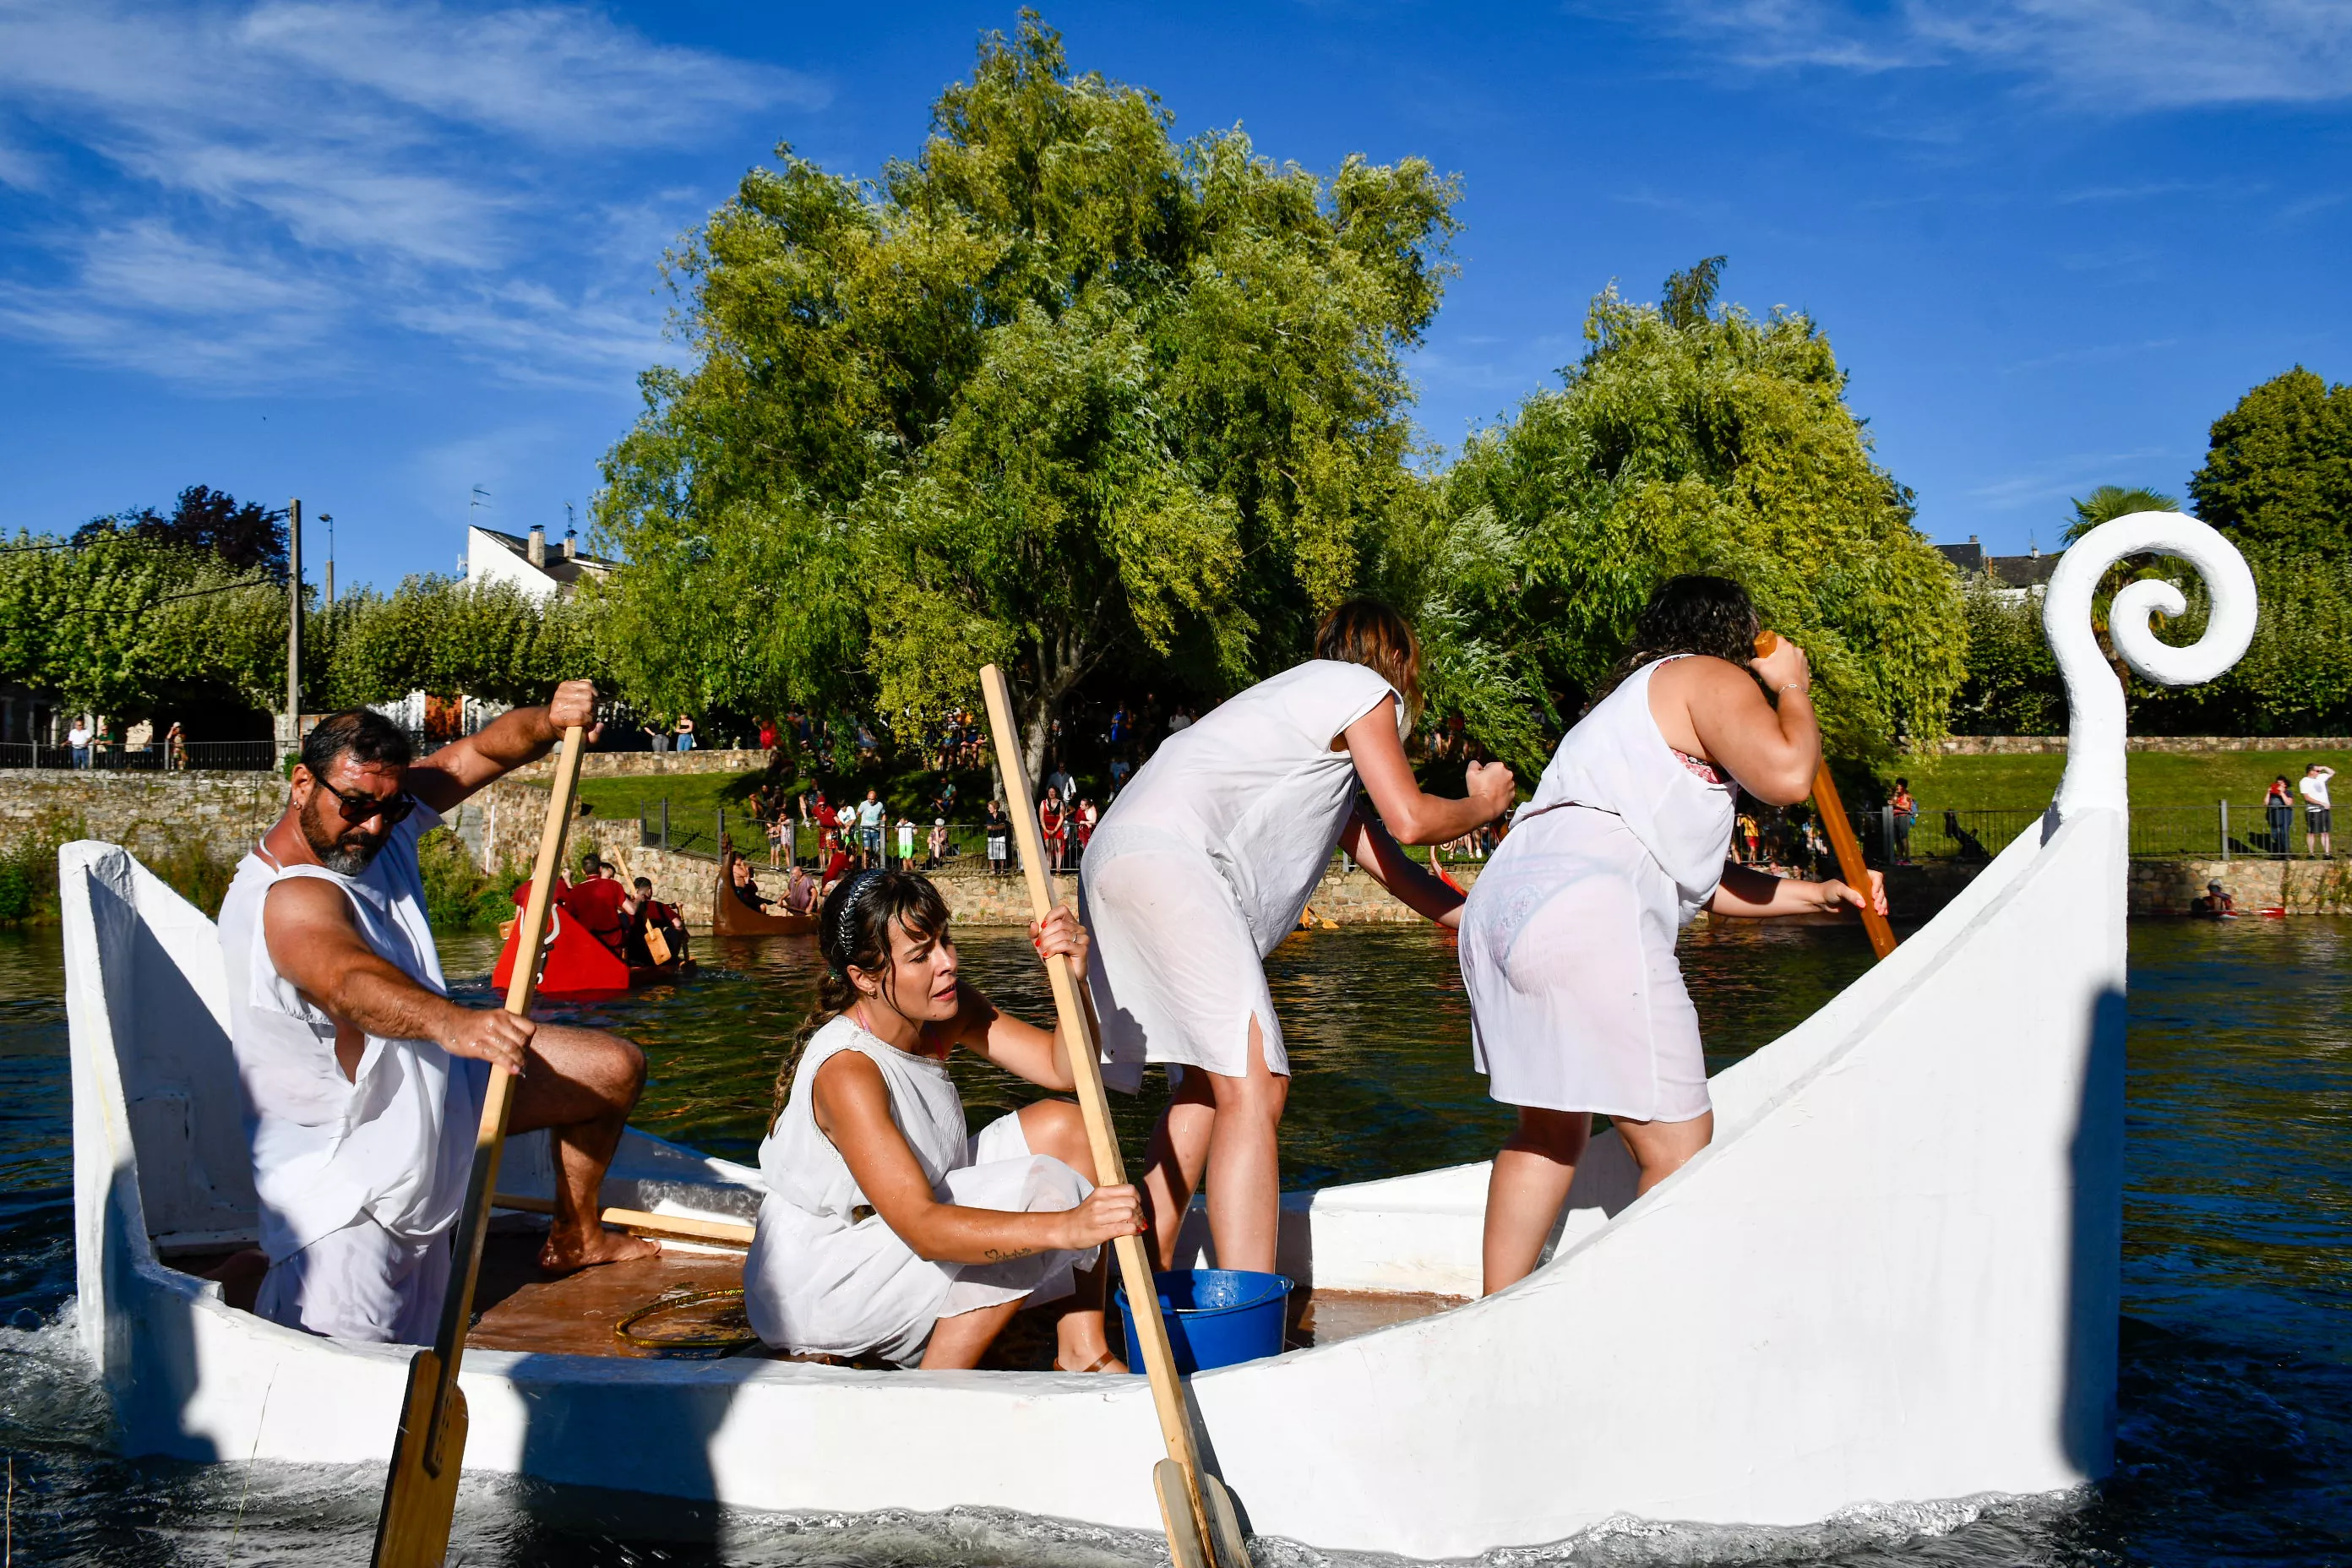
[0,914,2344,1565]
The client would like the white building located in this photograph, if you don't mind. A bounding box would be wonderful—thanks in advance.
[465,525,616,603]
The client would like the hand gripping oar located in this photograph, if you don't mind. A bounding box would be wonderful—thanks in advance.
[1756,633,1898,961]
[373,726,587,1568]
[978,666,1250,1568]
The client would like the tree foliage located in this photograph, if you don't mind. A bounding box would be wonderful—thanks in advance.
[1417,260,1967,771]
[596,14,1460,773]
[74,484,288,576]
[315,576,607,710]
[2188,367,2352,551]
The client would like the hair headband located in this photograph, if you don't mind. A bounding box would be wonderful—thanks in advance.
[830,869,884,970]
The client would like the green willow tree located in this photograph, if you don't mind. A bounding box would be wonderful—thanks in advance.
[1421,260,1967,770]
[596,15,1460,777]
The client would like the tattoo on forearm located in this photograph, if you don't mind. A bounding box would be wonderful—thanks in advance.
[981,1245,1037,1262]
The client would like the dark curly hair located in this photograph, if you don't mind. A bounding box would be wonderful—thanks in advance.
[769,869,954,1130]
[1586,574,1762,711]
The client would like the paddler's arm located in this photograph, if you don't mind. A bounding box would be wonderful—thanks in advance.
[404,678,603,814]
[954,907,1091,1091]
[812,1050,1143,1265]
[1662,640,1820,806]
[1342,697,1516,846]
[1708,863,1887,920]
[261,877,534,1076]
[1337,807,1467,928]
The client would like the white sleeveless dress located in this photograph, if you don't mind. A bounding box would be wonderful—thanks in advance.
[1458,658,1739,1121]
[1081,660,1402,1092]
[745,1015,1099,1364]
[215,807,486,1342]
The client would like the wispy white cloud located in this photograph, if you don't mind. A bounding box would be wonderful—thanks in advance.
[0,0,819,388]
[1964,445,2185,511]
[1630,1,2352,110]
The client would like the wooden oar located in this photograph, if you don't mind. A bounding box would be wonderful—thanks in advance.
[490,1194,754,1249]
[1756,632,1898,961]
[373,726,587,1568]
[979,666,1250,1568]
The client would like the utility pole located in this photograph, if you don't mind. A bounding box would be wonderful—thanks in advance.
[286,498,302,759]
[320,512,335,607]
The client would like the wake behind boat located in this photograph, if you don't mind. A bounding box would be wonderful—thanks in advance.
[64,514,2253,1559]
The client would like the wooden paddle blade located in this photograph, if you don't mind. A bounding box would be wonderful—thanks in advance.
[1201,1471,1251,1568]
[372,1350,470,1568]
[1152,1459,1213,1568]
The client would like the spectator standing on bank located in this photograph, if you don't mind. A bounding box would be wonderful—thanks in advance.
[2265,776,2295,858]
[674,715,696,752]
[986,798,1011,875]
[1890,778,1918,866]
[928,818,949,868]
[68,718,91,768]
[645,719,670,753]
[857,789,886,868]
[896,814,917,868]
[2300,764,2335,858]
[165,721,188,771]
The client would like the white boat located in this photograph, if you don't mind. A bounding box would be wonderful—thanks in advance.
[66,514,2257,1560]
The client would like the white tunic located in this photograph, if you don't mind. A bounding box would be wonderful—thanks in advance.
[1458,659,1739,1120]
[745,1015,1097,1365]
[1080,660,1400,1090]
[216,808,482,1288]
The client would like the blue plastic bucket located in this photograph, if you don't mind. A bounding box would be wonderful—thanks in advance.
[1113,1268,1293,1375]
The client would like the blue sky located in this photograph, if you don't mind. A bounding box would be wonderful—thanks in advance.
[0,2,2345,598]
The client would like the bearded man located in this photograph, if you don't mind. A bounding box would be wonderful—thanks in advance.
[216,686,656,1344]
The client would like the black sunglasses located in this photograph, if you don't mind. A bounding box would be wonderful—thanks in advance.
[314,778,416,825]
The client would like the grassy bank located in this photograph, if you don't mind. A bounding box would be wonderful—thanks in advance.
[572,744,2350,828]
[1901,748,2347,812]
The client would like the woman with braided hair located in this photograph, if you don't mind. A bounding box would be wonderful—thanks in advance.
[743,868,1144,1370]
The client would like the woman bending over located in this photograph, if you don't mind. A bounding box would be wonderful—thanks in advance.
[1082,599,1515,1274]
[1460,575,1886,1295]
[746,869,1144,1370]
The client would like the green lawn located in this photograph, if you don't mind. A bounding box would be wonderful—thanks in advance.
[1897,748,2346,812]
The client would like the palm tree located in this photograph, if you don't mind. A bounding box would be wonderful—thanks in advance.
[2063,485,2179,544]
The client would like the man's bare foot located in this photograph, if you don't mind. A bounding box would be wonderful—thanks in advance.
[538,1227,662,1273]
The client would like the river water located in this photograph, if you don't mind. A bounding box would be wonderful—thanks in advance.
[0,915,2344,1565]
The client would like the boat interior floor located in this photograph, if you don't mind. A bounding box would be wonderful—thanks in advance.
[163,1234,1467,1369]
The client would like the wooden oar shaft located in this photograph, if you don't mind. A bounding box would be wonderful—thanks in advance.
[1754,630,1897,963]
[979,666,1222,1564]
[1810,760,1898,960]
[374,723,586,1567]
[492,1194,754,1248]
[427,726,585,1430]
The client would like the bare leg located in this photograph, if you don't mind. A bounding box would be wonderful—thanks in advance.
[921,1299,1021,1369]
[1482,1107,1590,1295]
[1614,1110,1714,1196]
[1014,1099,1125,1372]
[1141,1019,1288,1272]
[1142,1070,1216,1270]
[507,1022,660,1271]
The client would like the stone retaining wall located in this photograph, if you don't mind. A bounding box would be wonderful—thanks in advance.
[1938,734,2352,755]
[0,769,285,862]
[507,747,770,782]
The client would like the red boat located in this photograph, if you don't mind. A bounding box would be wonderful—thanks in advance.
[492,903,691,1000]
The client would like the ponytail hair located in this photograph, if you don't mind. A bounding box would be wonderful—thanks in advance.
[768,869,955,1132]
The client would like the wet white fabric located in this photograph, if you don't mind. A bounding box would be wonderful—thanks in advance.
[1459,660,1736,1121]
[746,1015,1097,1365]
[216,805,486,1342]
[251,1211,449,1343]
[1081,660,1399,1091]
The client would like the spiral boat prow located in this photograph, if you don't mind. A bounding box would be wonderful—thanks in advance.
[2043,511,2257,818]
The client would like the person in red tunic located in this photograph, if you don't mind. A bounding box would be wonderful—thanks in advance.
[564,855,630,955]
[1039,789,1067,874]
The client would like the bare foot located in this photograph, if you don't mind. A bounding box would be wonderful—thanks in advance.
[538,1227,662,1273]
